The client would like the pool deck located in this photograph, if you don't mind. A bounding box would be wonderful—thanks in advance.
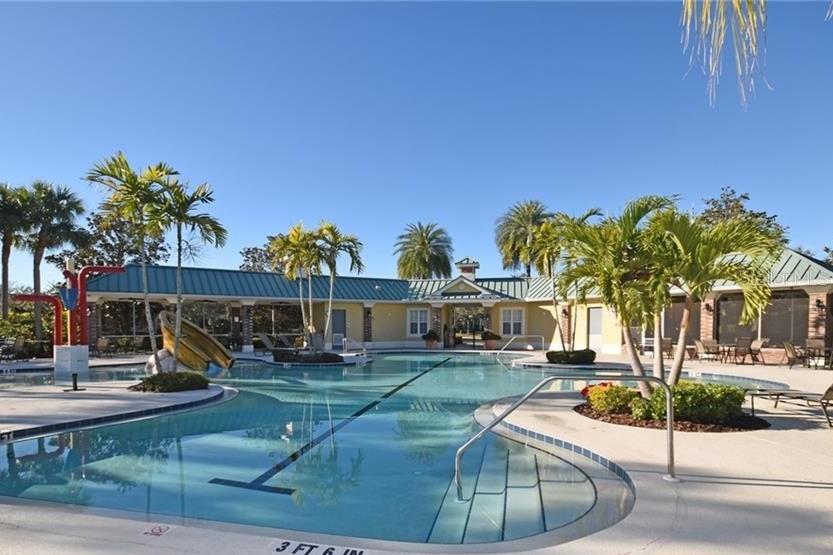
[0,382,226,440]
[0,353,831,554]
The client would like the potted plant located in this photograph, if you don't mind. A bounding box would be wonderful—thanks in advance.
[481,330,502,350]
[422,329,440,349]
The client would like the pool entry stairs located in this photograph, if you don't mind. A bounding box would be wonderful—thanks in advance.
[428,437,594,544]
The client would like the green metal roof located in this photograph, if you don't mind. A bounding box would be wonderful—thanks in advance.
[85,250,833,303]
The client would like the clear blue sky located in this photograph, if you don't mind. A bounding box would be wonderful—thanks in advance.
[2,1,832,288]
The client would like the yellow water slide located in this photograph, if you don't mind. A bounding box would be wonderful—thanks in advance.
[159,311,235,372]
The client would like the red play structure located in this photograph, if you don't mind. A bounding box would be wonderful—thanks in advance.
[11,265,124,347]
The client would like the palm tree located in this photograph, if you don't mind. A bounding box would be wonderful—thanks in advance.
[394,222,453,279]
[650,209,781,386]
[269,223,323,344]
[24,182,85,340]
[87,152,177,370]
[0,185,30,319]
[530,209,601,352]
[495,200,550,277]
[157,180,228,368]
[318,222,364,346]
[560,196,673,397]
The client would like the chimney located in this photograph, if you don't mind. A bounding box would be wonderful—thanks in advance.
[455,257,479,281]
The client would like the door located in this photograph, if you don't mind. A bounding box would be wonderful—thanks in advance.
[332,309,347,350]
[587,307,603,350]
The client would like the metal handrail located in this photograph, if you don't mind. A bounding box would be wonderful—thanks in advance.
[496,335,546,355]
[454,373,678,501]
[342,337,366,354]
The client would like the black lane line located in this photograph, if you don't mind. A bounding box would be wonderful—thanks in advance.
[211,356,453,493]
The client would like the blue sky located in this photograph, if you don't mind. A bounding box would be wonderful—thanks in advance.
[2,1,832,288]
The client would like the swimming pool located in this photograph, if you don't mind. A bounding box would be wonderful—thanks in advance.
[0,353,634,548]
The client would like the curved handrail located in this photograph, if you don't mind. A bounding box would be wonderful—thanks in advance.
[496,334,546,355]
[342,337,366,354]
[454,373,678,501]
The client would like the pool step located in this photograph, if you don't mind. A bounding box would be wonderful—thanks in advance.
[429,438,559,544]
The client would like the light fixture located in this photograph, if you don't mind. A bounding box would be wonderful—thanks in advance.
[816,299,826,309]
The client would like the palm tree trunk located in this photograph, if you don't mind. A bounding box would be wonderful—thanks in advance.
[622,324,652,397]
[653,311,664,380]
[307,271,314,337]
[667,296,693,386]
[324,269,335,346]
[571,285,580,351]
[1,234,11,319]
[140,234,161,371]
[32,245,44,340]
[551,277,567,351]
[297,277,308,344]
[173,223,183,372]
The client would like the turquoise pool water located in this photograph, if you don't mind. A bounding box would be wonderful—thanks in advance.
[0,353,634,545]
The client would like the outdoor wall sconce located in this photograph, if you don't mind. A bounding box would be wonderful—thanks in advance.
[561,308,570,317]
[816,299,826,309]
[705,303,714,313]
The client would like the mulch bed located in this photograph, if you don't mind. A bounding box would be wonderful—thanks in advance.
[574,403,770,432]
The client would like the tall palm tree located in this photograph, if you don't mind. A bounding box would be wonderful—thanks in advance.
[560,196,673,397]
[394,222,453,279]
[318,222,364,345]
[649,208,781,386]
[269,223,323,344]
[530,209,601,351]
[157,180,228,368]
[87,152,177,370]
[0,184,30,319]
[495,200,550,277]
[24,182,85,340]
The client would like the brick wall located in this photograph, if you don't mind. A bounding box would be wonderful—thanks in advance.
[241,305,253,347]
[363,307,372,342]
[700,299,715,341]
[808,292,832,347]
[87,301,99,347]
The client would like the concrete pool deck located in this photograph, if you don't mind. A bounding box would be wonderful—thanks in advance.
[0,382,226,441]
[0,354,831,554]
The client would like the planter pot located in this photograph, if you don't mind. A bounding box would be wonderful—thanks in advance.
[484,339,497,350]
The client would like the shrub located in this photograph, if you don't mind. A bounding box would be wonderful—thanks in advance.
[422,329,440,342]
[546,349,596,365]
[636,381,746,424]
[272,350,344,364]
[629,397,652,420]
[481,330,502,341]
[129,372,209,393]
[587,384,639,415]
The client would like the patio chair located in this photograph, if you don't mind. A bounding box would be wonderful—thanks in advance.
[733,337,754,364]
[661,338,674,358]
[256,333,290,355]
[695,339,720,362]
[750,338,768,365]
[132,337,146,353]
[95,337,115,358]
[806,338,827,369]
[783,341,808,369]
[1,337,24,362]
[748,384,833,428]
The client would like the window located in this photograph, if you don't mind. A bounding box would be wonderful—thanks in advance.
[501,308,523,336]
[408,309,429,336]
[717,294,757,343]
[663,298,701,343]
[761,290,808,346]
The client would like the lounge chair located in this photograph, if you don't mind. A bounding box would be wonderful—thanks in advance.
[748,384,832,428]
[133,336,146,353]
[256,333,285,355]
[733,337,754,364]
[695,339,720,362]
[783,341,808,369]
[661,338,674,358]
[94,337,115,358]
[1,337,25,362]
[750,338,768,365]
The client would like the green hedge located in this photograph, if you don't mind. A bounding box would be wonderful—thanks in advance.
[640,382,746,424]
[272,351,344,364]
[128,372,209,393]
[546,349,596,364]
[586,384,639,414]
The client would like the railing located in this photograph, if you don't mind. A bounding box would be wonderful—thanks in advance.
[342,337,366,354]
[495,335,546,356]
[454,373,678,501]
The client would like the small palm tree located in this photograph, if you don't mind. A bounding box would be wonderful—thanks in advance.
[560,196,673,397]
[157,180,228,367]
[394,222,453,279]
[318,222,364,345]
[650,209,781,385]
[24,182,85,339]
[269,223,323,344]
[0,184,31,319]
[87,152,178,370]
[495,200,551,277]
[530,209,601,352]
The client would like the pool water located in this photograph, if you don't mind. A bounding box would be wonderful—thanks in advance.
[0,353,632,546]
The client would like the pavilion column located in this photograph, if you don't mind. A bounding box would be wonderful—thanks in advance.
[807,288,833,348]
[88,301,100,348]
[362,303,373,343]
[431,306,443,342]
[241,302,255,353]
[700,294,717,341]
[559,303,571,349]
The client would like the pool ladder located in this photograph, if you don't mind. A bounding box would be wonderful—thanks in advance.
[453,373,679,501]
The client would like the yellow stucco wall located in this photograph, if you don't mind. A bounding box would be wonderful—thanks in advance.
[371,303,434,342]
[311,301,365,344]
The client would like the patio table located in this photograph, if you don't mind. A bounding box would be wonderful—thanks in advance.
[719,344,736,364]
[806,347,833,369]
